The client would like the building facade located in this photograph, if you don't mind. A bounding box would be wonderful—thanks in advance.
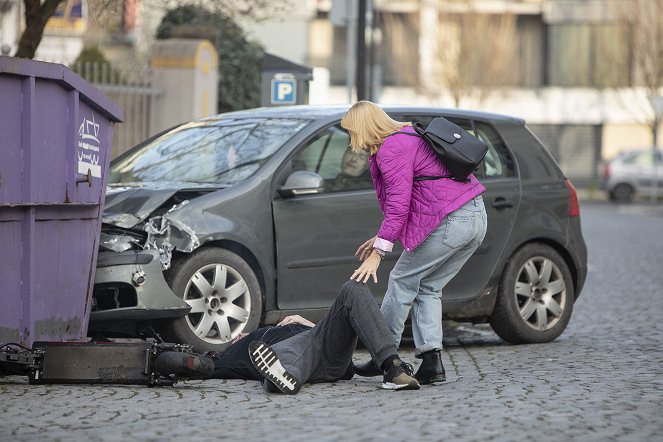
[2,0,661,186]
[243,0,662,186]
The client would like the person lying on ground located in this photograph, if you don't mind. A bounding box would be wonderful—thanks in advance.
[204,280,419,394]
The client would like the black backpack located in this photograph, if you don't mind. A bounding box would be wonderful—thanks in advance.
[396,117,488,182]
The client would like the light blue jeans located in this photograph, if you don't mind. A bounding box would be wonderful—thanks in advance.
[380,195,487,356]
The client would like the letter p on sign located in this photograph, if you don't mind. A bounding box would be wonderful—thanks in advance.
[271,78,297,104]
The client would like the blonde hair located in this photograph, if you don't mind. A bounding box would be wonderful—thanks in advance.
[341,101,411,154]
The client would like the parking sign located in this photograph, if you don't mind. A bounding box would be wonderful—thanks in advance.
[271,77,297,105]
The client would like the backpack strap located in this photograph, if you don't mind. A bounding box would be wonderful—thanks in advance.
[415,175,470,183]
[393,131,470,183]
[394,131,420,137]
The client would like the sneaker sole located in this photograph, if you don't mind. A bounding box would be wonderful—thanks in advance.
[381,381,420,391]
[249,341,301,395]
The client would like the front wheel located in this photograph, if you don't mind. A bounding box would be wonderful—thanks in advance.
[489,243,574,344]
[162,248,262,353]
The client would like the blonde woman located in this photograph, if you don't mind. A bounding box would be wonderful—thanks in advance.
[341,101,487,384]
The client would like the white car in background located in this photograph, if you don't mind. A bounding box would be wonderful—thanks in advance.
[600,148,663,202]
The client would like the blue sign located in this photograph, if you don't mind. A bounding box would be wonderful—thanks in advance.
[271,78,297,104]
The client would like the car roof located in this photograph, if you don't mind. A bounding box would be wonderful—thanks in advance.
[201,105,525,125]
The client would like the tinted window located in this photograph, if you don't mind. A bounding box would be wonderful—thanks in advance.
[292,125,372,192]
[396,114,515,179]
[632,151,663,168]
[474,122,516,178]
[399,114,433,127]
[394,115,475,136]
[109,118,309,184]
[620,152,638,165]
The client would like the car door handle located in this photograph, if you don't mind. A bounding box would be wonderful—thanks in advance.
[491,197,514,210]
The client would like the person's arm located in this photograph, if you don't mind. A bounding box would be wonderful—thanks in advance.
[355,235,377,261]
[374,137,414,249]
[277,315,315,327]
[351,137,414,283]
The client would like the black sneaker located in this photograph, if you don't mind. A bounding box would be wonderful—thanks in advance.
[249,341,301,395]
[340,362,355,380]
[381,360,420,391]
[154,351,214,379]
[353,359,382,377]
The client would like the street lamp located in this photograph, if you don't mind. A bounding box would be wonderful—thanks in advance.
[647,94,663,204]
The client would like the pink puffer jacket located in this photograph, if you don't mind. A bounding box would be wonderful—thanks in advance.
[370,125,485,252]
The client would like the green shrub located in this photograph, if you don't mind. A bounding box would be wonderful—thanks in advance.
[156,5,264,113]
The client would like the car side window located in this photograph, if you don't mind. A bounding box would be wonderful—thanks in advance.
[396,114,475,133]
[635,152,650,167]
[292,125,372,192]
[474,122,516,179]
[394,115,476,136]
[394,115,518,179]
[398,114,433,127]
[633,151,662,167]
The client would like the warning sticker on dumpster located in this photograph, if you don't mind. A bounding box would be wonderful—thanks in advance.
[77,115,102,178]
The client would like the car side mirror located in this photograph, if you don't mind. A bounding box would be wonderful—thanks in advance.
[278,171,325,197]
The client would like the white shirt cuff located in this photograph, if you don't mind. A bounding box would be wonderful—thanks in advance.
[374,237,394,253]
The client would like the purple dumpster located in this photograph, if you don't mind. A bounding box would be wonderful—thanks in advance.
[0,56,122,347]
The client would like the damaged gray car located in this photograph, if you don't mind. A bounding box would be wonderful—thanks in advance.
[90,105,588,353]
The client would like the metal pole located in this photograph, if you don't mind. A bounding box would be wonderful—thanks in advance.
[648,95,663,204]
[367,0,374,102]
[356,0,367,101]
[652,119,659,204]
[346,0,357,103]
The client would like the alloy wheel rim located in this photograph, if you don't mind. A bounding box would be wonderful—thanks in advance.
[514,256,566,331]
[614,185,632,201]
[183,263,250,344]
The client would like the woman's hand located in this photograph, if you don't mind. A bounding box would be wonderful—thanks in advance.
[355,236,377,261]
[350,250,382,283]
[277,315,315,327]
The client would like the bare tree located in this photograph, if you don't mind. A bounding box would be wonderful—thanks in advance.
[14,0,64,59]
[431,0,518,107]
[13,0,290,60]
[617,0,663,147]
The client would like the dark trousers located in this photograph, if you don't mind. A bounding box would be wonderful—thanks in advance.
[210,323,311,380]
[271,280,397,384]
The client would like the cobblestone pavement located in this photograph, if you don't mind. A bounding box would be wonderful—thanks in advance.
[1,201,662,442]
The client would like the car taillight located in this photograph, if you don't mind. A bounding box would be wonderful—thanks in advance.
[602,162,611,179]
[565,179,580,217]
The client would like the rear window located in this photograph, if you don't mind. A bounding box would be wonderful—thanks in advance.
[507,126,564,180]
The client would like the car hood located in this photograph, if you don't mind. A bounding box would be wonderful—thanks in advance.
[103,182,224,228]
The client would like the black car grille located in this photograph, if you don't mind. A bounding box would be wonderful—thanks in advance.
[92,283,138,311]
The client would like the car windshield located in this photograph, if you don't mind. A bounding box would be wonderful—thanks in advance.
[109,118,310,184]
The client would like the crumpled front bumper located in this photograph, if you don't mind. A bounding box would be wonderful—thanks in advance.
[90,250,190,325]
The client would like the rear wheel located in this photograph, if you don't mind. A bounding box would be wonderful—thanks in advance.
[609,183,634,203]
[162,248,262,353]
[489,243,574,344]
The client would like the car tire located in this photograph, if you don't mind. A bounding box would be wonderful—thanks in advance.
[609,183,634,203]
[489,243,574,344]
[162,247,262,353]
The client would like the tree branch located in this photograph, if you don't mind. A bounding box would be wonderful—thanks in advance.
[15,0,65,59]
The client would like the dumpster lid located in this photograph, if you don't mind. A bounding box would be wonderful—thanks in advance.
[0,56,123,123]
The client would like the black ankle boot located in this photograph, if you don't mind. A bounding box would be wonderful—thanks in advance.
[414,350,446,384]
